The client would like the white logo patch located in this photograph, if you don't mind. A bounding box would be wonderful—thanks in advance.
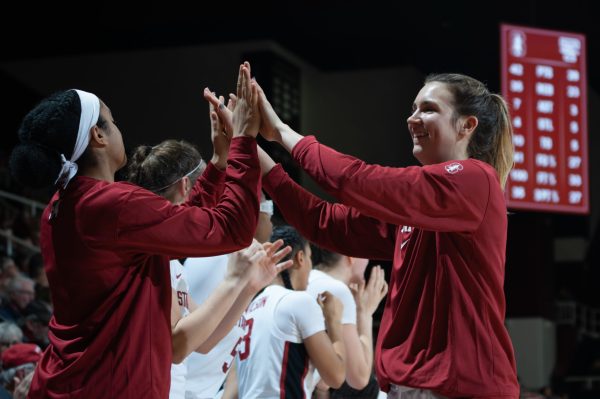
[445,162,464,174]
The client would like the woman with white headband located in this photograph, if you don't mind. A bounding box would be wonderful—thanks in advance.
[9,63,268,398]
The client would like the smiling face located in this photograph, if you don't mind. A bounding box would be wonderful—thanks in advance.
[407,82,470,165]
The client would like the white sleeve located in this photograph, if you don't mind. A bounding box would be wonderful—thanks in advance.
[169,260,183,289]
[275,292,325,340]
[332,283,356,325]
[307,278,356,325]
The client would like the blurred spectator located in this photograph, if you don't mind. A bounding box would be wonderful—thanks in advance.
[0,343,41,393]
[0,322,23,356]
[21,301,50,349]
[0,276,35,323]
[1,258,18,277]
[26,254,49,306]
[12,370,34,399]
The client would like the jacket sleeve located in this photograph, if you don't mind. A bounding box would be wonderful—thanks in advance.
[185,161,226,208]
[291,136,492,233]
[263,164,396,261]
[87,137,260,258]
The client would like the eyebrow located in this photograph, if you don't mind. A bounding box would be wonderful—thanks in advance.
[412,99,439,110]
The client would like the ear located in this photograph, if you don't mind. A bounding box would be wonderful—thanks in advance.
[293,250,305,269]
[459,115,478,138]
[175,178,188,200]
[182,176,192,196]
[88,125,108,148]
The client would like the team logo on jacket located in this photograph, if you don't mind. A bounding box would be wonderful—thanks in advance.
[445,162,464,174]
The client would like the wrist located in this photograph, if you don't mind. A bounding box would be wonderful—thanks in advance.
[244,278,265,294]
[224,271,248,285]
[325,315,342,326]
[280,125,304,152]
[233,131,256,139]
[210,154,227,170]
[357,305,376,318]
[276,121,289,135]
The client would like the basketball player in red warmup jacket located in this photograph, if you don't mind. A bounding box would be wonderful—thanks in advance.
[9,64,262,398]
[208,72,519,399]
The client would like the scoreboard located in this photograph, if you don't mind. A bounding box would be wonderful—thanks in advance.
[501,24,589,214]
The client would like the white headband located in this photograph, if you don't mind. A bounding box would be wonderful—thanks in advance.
[54,89,100,189]
[153,160,206,193]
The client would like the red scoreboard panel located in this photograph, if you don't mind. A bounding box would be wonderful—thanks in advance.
[501,24,589,214]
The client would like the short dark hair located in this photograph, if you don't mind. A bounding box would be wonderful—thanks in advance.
[310,244,342,271]
[269,225,308,290]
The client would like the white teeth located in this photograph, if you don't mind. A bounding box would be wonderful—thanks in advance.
[409,126,428,138]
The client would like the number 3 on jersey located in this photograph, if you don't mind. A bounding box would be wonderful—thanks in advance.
[222,317,254,373]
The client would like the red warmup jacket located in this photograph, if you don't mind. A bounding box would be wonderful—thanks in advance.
[262,136,518,399]
[28,137,259,399]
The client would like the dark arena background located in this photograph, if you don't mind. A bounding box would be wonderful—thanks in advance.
[1,1,599,398]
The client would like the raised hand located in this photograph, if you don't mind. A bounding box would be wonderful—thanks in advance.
[246,239,293,291]
[226,239,293,292]
[203,89,235,135]
[231,62,261,138]
[205,91,233,169]
[349,265,388,316]
[254,80,286,143]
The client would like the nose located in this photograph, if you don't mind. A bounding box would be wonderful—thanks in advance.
[407,109,420,125]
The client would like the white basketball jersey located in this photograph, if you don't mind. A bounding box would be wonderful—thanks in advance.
[304,269,357,393]
[170,259,190,399]
[236,285,325,399]
[183,255,244,399]
[307,269,357,325]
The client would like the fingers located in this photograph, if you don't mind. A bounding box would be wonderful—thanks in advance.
[275,259,293,272]
[358,279,366,293]
[249,248,267,264]
[227,97,235,112]
[204,88,221,108]
[243,239,262,258]
[367,266,384,291]
[319,291,332,301]
[317,291,332,309]
[254,80,267,103]
[381,280,389,297]
[239,64,251,100]
[239,63,253,101]
[208,93,215,115]
[236,64,243,98]
[210,111,219,130]
[270,245,292,265]
[264,239,284,256]
[250,80,259,108]
[367,266,388,300]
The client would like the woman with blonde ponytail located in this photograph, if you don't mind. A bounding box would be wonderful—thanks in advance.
[207,70,519,398]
